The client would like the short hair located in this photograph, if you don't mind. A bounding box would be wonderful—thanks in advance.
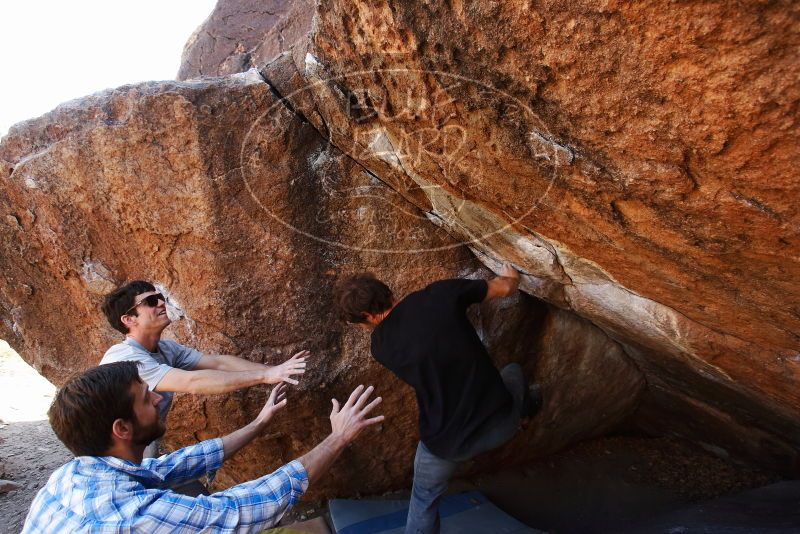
[48,361,141,456]
[333,273,394,323]
[102,280,155,333]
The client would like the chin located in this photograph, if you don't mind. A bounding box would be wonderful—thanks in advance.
[134,421,167,446]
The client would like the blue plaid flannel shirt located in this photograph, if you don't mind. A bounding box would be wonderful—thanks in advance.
[22,438,308,533]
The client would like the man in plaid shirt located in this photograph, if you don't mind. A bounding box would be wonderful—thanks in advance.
[22,361,384,533]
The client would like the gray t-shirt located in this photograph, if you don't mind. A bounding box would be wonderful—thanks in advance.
[100,337,202,417]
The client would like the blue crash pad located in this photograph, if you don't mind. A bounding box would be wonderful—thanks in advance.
[328,491,543,534]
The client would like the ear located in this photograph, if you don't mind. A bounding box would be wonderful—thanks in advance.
[121,314,137,330]
[359,312,380,328]
[111,418,134,441]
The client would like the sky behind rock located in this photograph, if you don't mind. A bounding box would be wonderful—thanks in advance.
[0,0,216,137]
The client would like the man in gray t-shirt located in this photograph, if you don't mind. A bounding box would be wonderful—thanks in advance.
[100,281,308,456]
[101,337,203,417]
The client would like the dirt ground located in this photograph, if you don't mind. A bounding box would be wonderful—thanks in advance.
[0,341,72,533]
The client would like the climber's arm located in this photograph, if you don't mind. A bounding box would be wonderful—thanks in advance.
[485,263,520,300]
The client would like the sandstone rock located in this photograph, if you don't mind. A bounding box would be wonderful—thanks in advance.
[472,303,646,467]
[3,0,797,500]
[0,73,641,497]
[175,0,800,474]
[178,0,314,80]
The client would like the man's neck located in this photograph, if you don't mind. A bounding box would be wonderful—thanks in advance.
[368,303,397,329]
[104,443,145,464]
[127,331,161,353]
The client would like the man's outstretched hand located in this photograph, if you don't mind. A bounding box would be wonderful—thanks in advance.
[330,385,384,445]
[294,385,384,485]
[264,350,309,385]
[222,383,290,460]
[254,383,289,428]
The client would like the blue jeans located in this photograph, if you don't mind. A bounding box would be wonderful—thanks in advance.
[404,364,526,534]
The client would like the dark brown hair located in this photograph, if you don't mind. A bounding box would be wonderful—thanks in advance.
[48,361,140,456]
[333,273,394,323]
[102,280,156,333]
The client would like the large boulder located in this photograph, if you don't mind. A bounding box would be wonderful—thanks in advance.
[0,71,642,496]
[177,0,800,474]
[177,0,314,80]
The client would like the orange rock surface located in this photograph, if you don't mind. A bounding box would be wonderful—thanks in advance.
[0,72,642,496]
[0,0,797,498]
[179,0,800,472]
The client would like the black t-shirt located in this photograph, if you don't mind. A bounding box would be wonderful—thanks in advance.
[370,278,513,459]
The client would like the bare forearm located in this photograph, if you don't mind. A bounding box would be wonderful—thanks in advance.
[221,420,265,460]
[197,352,307,386]
[220,384,286,461]
[208,354,267,373]
[295,434,348,486]
[186,369,266,394]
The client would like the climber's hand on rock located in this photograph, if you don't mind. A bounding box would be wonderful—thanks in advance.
[486,263,521,300]
[329,385,384,445]
[255,383,288,427]
[264,350,309,385]
[500,262,520,280]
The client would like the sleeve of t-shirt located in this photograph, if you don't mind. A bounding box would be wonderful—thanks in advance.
[100,347,173,390]
[431,278,488,309]
[160,339,203,371]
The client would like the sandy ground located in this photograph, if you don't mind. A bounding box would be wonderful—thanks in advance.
[0,341,71,533]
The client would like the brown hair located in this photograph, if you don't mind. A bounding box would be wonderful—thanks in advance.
[48,361,140,456]
[333,273,394,323]
[102,280,156,334]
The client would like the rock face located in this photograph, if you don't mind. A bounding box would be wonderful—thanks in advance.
[177,0,314,80]
[175,0,800,473]
[2,0,798,497]
[0,72,642,496]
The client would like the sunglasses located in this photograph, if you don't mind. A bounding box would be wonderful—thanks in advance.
[124,293,166,315]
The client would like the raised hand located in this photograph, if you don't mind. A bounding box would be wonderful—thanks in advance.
[222,383,290,460]
[264,350,309,385]
[255,383,288,427]
[329,385,384,445]
[499,262,520,280]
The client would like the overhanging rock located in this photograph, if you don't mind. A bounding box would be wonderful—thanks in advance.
[0,72,643,497]
[177,0,800,473]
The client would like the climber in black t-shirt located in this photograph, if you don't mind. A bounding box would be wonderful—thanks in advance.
[334,264,542,534]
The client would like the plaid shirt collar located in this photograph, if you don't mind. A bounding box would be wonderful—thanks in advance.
[85,454,169,484]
